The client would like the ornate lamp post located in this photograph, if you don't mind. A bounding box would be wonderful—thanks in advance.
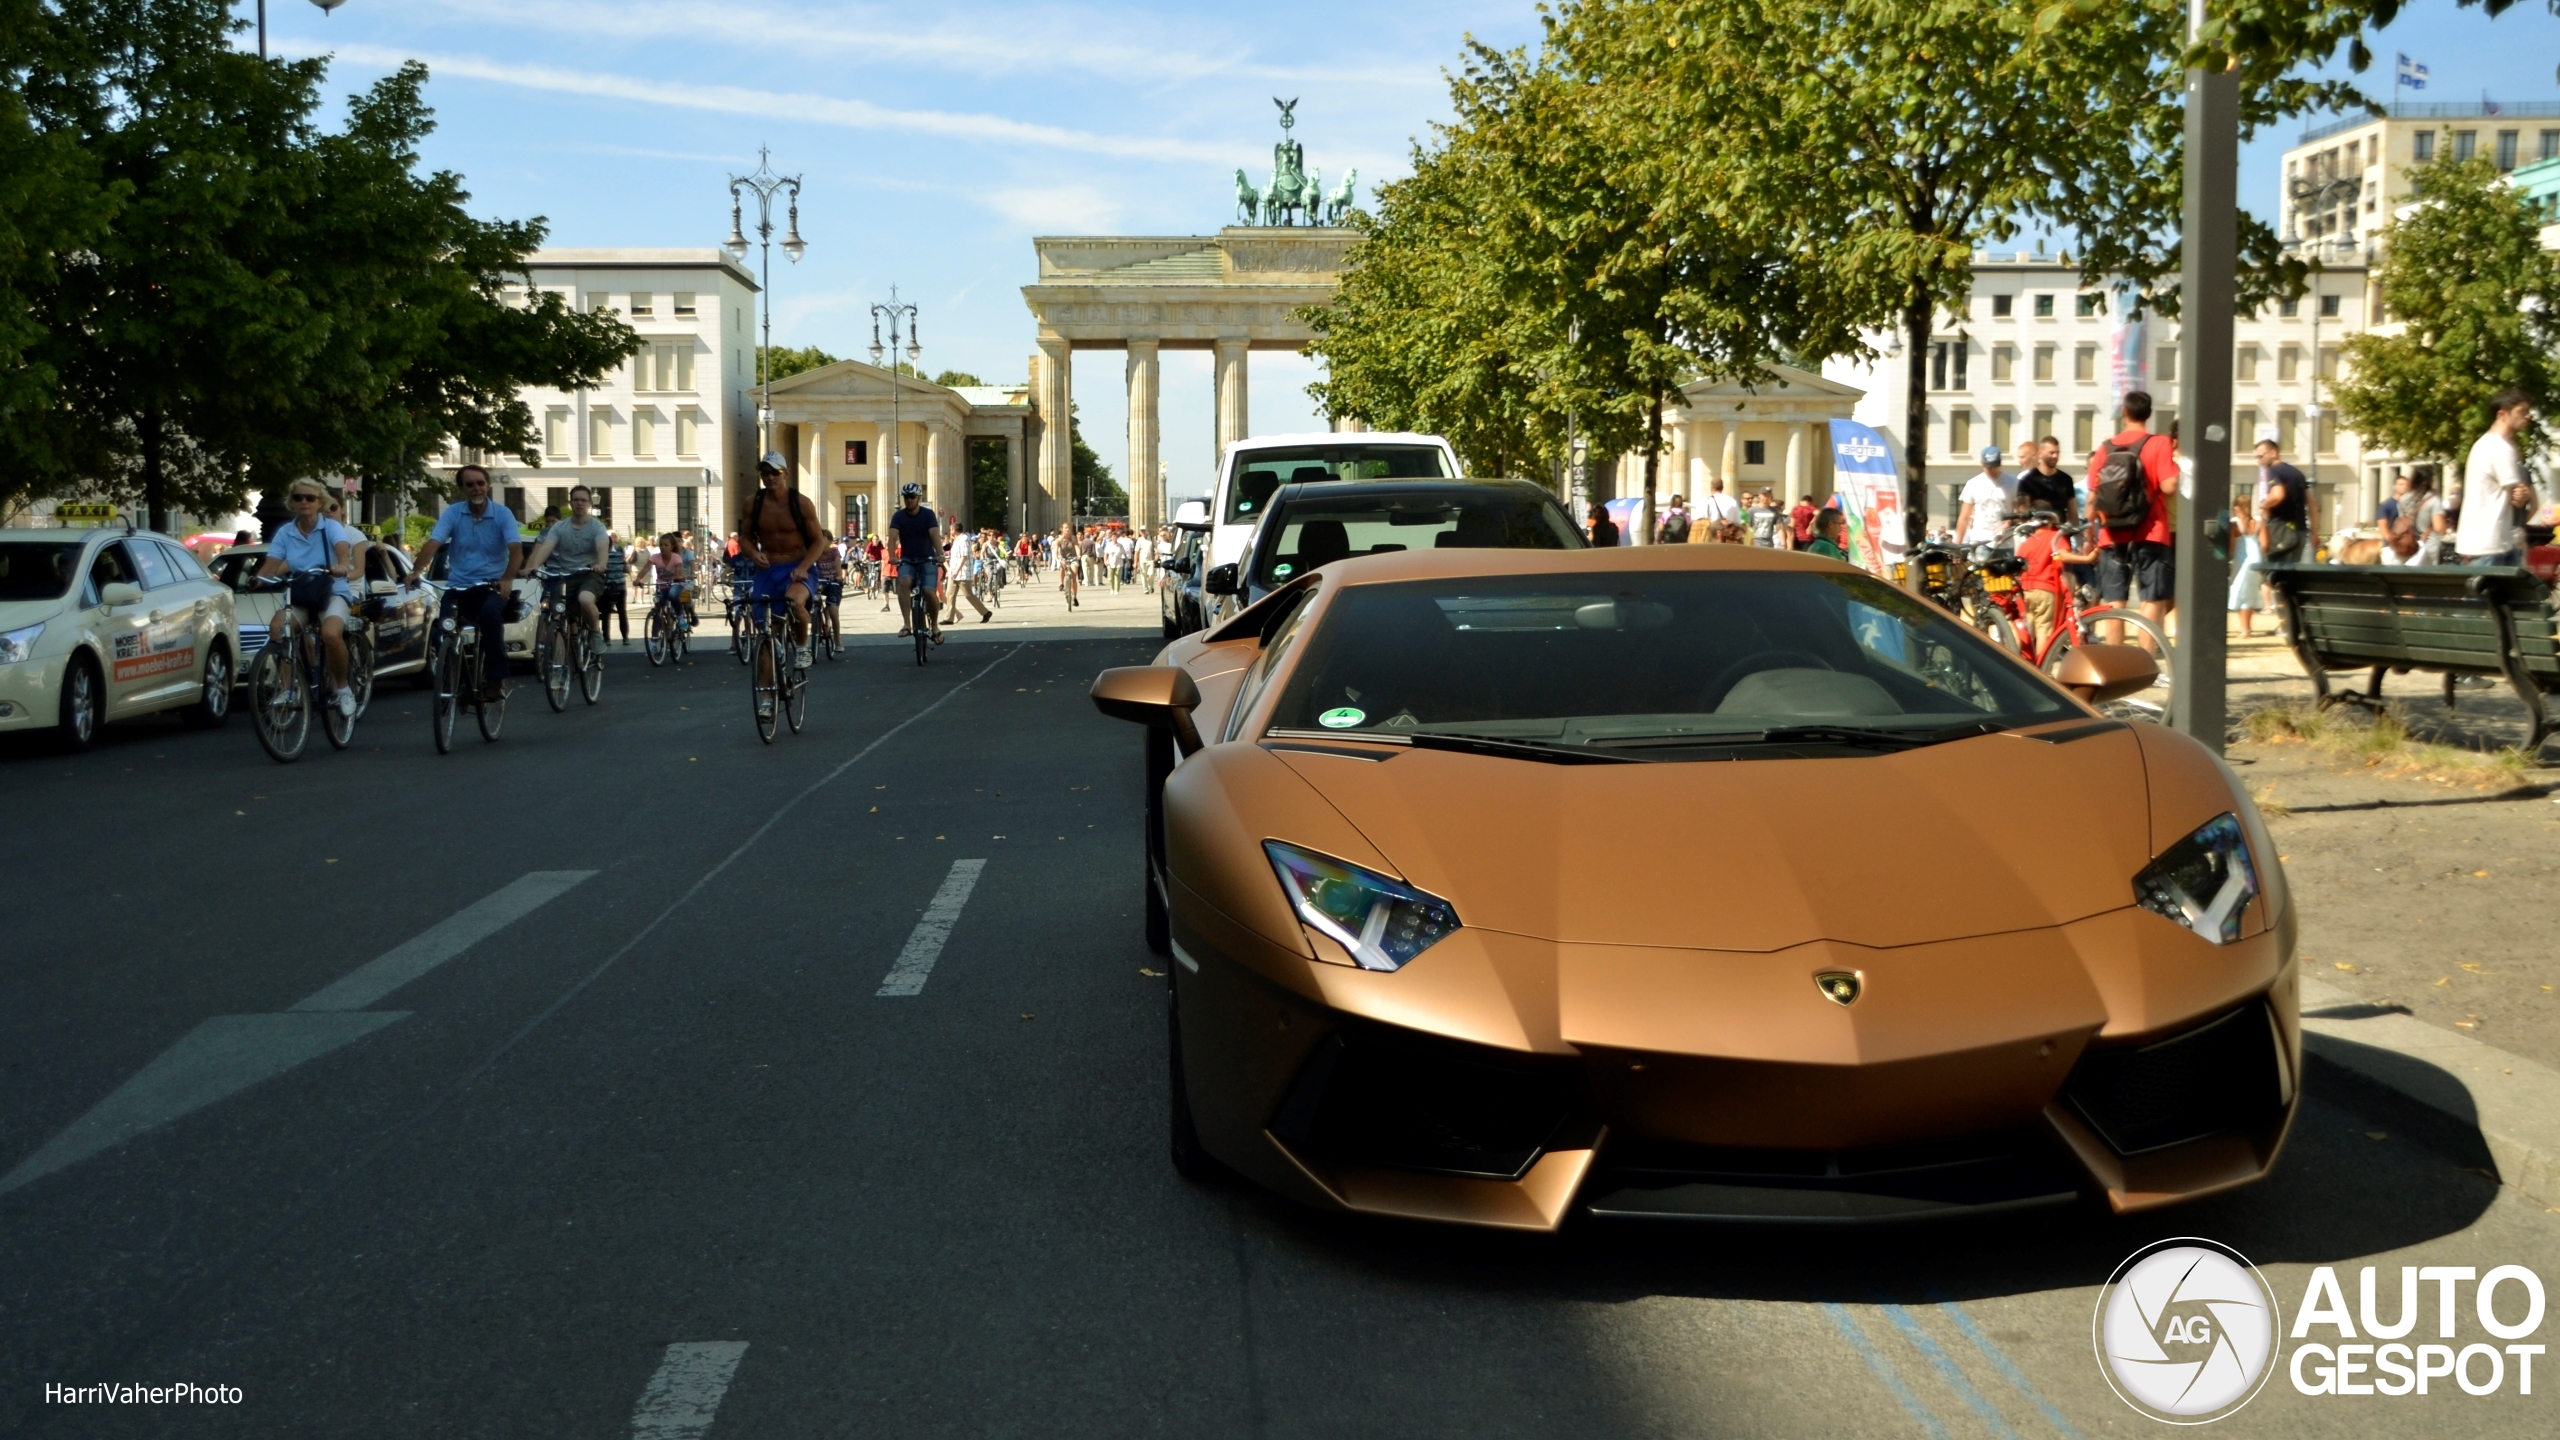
[2283,174,2363,533]
[725,147,806,457]
[870,290,921,522]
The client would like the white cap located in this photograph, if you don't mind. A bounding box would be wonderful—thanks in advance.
[759,451,787,472]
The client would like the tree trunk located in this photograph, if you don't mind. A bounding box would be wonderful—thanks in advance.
[1902,287,1931,545]
[141,406,167,535]
[1641,386,1663,543]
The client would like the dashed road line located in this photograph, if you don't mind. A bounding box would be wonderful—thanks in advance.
[1823,1302,1950,1440]
[630,1341,749,1440]
[877,859,989,996]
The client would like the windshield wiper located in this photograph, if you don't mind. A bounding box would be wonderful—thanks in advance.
[1407,732,1643,764]
[1591,719,2010,751]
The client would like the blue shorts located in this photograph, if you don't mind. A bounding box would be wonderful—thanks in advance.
[749,562,806,601]
[898,558,941,589]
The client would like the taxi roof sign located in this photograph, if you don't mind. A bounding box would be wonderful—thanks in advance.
[55,503,119,526]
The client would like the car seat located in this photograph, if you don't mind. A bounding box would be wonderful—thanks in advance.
[1292,520,1352,571]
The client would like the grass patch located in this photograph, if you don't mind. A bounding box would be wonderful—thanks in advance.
[2242,702,2542,783]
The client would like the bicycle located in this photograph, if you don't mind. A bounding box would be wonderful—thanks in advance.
[741,585,808,743]
[427,584,509,753]
[644,582,692,667]
[908,566,938,666]
[812,577,843,660]
[246,570,373,762]
[532,568,604,711]
[1981,516,2176,718]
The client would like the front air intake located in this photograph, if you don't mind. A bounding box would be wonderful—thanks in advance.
[2064,1002,2287,1155]
[1268,1023,1578,1181]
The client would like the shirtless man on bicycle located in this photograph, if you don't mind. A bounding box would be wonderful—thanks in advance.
[741,452,822,667]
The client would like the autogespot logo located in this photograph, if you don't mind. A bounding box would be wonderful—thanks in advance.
[2094,1238,2282,1424]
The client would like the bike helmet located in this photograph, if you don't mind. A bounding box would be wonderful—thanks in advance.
[900,482,923,498]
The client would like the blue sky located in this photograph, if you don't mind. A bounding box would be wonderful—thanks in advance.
[258,0,2556,500]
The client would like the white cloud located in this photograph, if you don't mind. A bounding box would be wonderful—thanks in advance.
[289,40,1238,163]
[984,185,1124,234]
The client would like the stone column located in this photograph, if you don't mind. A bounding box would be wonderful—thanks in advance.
[1722,427,1742,497]
[877,420,898,534]
[1035,335,1072,531]
[1126,340,1161,530]
[924,423,948,525]
[1005,428,1025,533]
[1213,337,1250,464]
[802,421,827,531]
[1784,425,1807,506]
[1685,422,1711,501]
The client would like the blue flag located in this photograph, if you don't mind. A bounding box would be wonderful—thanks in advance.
[2395,53,2428,90]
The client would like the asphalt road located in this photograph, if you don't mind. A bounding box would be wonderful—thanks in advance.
[2,635,2553,1438]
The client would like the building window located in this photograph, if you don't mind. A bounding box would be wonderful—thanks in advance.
[2236,346,2259,383]
[1929,341,1968,391]
[675,409,699,458]
[2316,409,2337,455]
[2075,293,2102,318]
[587,292,615,314]
[2278,345,2301,382]
[1744,440,1767,467]
[2279,295,2299,318]
[634,487,656,534]
[1990,344,2014,383]
[674,345,694,392]
[544,408,569,460]
[2317,345,2339,381]
[504,486,527,516]
[2542,130,2560,161]
[2496,131,2519,171]
[2236,407,2259,446]
[634,410,658,459]
[676,485,698,533]
[2453,130,2476,162]
[2033,294,2054,318]
[674,292,698,317]
[844,439,869,466]
[1992,294,2013,318]
[2033,344,2055,383]
[1948,410,1973,457]
[2032,407,2055,443]
[589,408,613,458]
[2155,346,2178,384]
[629,291,654,316]
[2278,408,2299,455]
[1991,408,2014,453]
[2071,408,2095,455]
[2073,344,2096,383]
[546,485,568,516]
[2319,293,2341,319]
[2411,130,2434,162]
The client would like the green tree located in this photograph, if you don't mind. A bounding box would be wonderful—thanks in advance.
[2332,156,2559,468]
[968,436,1011,530]
[758,345,838,383]
[933,369,985,388]
[1067,406,1125,517]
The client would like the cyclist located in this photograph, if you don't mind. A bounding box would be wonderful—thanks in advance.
[888,481,944,643]
[409,463,523,703]
[742,451,822,668]
[651,531,693,630]
[524,484,611,640]
[258,478,364,720]
[809,526,846,638]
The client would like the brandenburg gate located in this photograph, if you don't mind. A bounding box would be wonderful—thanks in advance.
[1019,226,1350,530]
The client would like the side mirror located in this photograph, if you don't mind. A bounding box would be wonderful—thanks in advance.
[1204,563,1240,597]
[2051,642,2159,705]
[1090,665,1204,752]
[99,582,144,608]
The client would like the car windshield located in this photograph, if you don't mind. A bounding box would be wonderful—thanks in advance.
[0,540,85,602]
[1267,569,2073,756]
[1226,445,1452,524]
[1251,490,1581,589]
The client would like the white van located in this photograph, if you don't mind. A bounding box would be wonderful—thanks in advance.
[1203,432,1461,588]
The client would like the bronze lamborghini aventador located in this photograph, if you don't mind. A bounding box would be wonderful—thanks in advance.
[1091,545,2298,1230]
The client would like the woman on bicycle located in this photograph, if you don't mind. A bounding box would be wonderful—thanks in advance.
[652,532,693,628]
[258,479,363,720]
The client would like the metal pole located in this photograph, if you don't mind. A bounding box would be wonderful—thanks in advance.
[2171,0,2236,752]
[258,0,266,59]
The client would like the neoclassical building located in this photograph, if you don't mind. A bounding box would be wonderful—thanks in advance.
[760,363,1037,540]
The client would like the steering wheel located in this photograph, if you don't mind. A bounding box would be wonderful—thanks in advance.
[1704,648,1836,708]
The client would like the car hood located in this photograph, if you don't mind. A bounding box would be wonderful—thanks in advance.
[0,597,68,631]
[1269,725,2162,951]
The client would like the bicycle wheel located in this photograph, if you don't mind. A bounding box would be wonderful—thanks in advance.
[730,601,752,665]
[541,619,570,712]
[2069,608,2175,717]
[750,628,780,744]
[349,630,377,717]
[323,652,357,751]
[430,640,458,754]
[247,643,309,763]
[578,625,604,704]
[476,659,507,741]
[820,603,840,660]
[784,639,809,734]
[913,592,930,666]
[646,605,671,666]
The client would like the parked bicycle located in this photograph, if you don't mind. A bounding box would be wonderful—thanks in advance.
[245,569,375,763]
[1977,514,2175,717]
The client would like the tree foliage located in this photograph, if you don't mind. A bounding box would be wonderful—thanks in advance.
[1067,406,1124,517]
[758,345,838,383]
[2331,157,2559,467]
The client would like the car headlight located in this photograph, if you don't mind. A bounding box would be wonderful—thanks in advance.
[1264,841,1460,972]
[2134,813,2259,944]
[0,623,41,665]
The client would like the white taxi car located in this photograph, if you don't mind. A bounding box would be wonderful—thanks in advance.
[0,524,243,750]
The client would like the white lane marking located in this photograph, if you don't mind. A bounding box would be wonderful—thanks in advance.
[0,1012,409,1194]
[876,860,989,996]
[630,1341,749,1440]
[293,871,596,1012]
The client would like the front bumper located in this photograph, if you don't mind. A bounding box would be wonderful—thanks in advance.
[1170,888,2299,1229]
[0,652,65,731]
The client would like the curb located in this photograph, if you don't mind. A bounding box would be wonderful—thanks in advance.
[2299,975,2560,1209]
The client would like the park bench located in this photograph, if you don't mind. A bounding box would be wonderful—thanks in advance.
[2257,562,2558,754]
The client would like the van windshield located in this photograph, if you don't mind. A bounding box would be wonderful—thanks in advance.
[1226,445,1452,525]
[1250,489,1581,589]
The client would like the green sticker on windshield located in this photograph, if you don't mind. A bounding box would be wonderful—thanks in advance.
[1274,563,1294,576]
[1318,706,1365,729]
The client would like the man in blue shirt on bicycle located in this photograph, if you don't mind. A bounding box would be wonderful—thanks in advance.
[888,482,943,644]
[411,464,524,703]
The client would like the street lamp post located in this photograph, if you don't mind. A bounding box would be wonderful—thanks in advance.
[2284,176,2362,537]
[724,147,806,462]
[870,290,922,526]
[259,2,352,61]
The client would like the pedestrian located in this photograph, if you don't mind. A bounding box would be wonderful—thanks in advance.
[1954,447,2017,546]
[1789,494,1818,550]
[2253,432,2313,571]
[2226,491,2266,637]
[2088,390,2176,653]
[2015,437,2076,524]
[1807,506,1852,562]
[1586,501,1619,548]
[599,530,631,644]
[2457,388,2537,567]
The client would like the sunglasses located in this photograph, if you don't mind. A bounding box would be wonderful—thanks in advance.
[291,494,323,503]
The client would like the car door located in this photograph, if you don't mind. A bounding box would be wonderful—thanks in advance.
[374,547,427,670]
[119,538,212,710]
[149,538,230,702]
[82,540,164,717]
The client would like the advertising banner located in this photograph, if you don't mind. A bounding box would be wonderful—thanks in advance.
[1827,420,1903,578]
[2106,292,2147,419]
